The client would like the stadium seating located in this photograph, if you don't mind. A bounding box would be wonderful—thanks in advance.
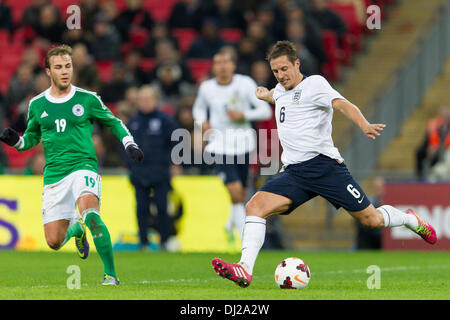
[3,145,36,169]
[219,28,244,44]
[172,28,198,55]
[187,59,213,84]
[95,60,114,84]
[321,31,340,82]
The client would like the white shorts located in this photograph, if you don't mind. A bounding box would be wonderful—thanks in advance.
[42,170,101,225]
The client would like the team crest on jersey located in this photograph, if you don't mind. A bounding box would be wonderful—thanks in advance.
[293,90,302,104]
[72,104,84,116]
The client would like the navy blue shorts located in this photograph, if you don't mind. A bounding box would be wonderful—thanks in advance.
[259,154,371,214]
[214,153,250,188]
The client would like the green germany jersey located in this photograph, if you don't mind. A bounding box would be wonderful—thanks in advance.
[19,85,134,185]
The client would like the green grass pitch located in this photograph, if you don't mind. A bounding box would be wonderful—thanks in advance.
[0,250,448,300]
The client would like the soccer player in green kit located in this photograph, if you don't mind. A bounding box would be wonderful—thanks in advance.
[0,45,144,286]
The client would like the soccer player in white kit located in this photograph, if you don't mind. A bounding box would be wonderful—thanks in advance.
[212,41,437,288]
[193,50,272,241]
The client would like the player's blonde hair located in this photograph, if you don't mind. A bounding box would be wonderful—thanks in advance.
[45,44,73,69]
[266,40,298,65]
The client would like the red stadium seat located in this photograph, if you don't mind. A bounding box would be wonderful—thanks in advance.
[172,28,198,54]
[95,60,114,84]
[321,30,340,82]
[8,0,32,25]
[328,2,363,52]
[220,28,243,44]
[3,145,36,169]
[140,58,155,72]
[187,59,213,84]
[143,0,178,21]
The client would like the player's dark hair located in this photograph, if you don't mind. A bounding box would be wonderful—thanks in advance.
[266,40,298,64]
[45,44,73,69]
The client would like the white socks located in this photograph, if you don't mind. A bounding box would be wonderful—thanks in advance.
[378,205,419,230]
[238,216,266,275]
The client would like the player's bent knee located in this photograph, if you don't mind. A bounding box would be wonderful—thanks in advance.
[245,199,266,218]
[46,237,63,250]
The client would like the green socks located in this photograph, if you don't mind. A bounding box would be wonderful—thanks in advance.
[61,221,84,248]
[82,209,117,279]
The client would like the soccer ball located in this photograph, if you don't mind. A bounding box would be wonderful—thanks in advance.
[274,257,311,289]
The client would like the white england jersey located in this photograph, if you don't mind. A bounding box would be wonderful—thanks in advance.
[193,74,272,155]
[273,75,345,166]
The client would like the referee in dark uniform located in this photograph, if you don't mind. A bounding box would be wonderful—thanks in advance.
[125,85,178,250]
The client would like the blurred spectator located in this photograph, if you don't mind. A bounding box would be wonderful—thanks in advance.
[79,0,101,32]
[21,0,50,30]
[34,71,50,92]
[21,47,43,75]
[284,3,327,68]
[123,49,151,86]
[114,0,153,43]
[100,0,119,22]
[34,4,65,44]
[151,62,196,108]
[245,20,272,59]
[0,1,13,33]
[72,43,101,92]
[250,60,277,89]
[236,37,263,75]
[100,64,129,103]
[286,19,321,75]
[62,29,89,48]
[151,39,193,84]
[205,0,246,31]
[124,85,179,250]
[141,21,179,58]
[429,149,450,181]
[310,0,348,46]
[255,2,286,41]
[355,177,383,250]
[187,18,227,59]
[5,64,35,119]
[416,106,450,179]
[88,13,121,61]
[168,0,206,31]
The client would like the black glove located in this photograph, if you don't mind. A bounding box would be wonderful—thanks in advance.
[125,143,144,162]
[0,128,20,147]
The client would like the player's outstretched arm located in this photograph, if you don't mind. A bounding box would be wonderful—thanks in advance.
[255,87,275,104]
[332,98,386,140]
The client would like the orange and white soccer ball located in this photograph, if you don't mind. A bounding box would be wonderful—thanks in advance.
[274,257,311,289]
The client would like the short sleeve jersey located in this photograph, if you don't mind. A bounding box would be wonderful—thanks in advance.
[272,75,346,166]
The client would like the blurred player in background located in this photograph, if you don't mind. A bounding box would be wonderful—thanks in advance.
[0,45,144,286]
[193,49,272,242]
[212,40,437,288]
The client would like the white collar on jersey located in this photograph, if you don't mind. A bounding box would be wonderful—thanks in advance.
[44,84,76,103]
